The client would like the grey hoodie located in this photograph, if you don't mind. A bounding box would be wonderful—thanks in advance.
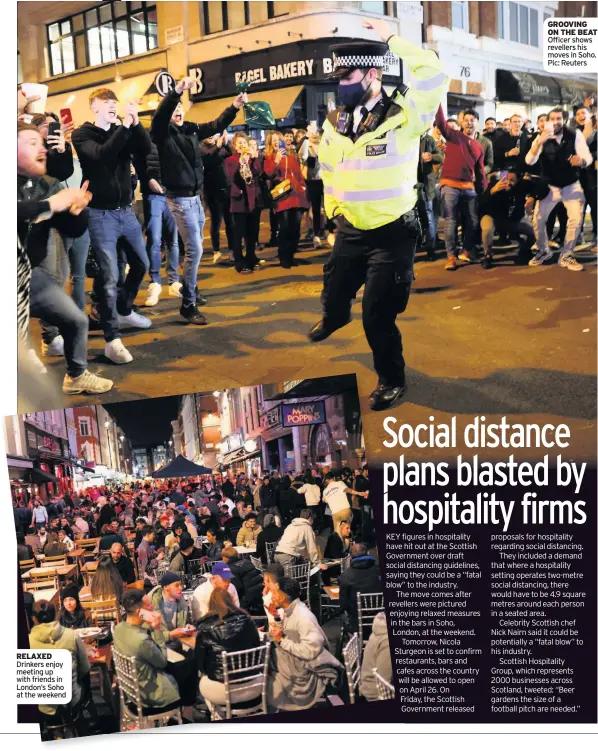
[275,518,319,564]
[359,611,392,701]
[29,620,90,715]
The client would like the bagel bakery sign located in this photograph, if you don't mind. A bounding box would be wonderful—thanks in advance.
[188,38,402,101]
[282,401,326,427]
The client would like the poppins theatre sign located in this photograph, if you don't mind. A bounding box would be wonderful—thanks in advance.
[188,38,402,101]
[282,401,326,427]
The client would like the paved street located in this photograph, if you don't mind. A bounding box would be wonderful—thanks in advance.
[26,218,597,462]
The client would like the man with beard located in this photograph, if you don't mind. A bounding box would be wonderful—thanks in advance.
[525,106,592,271]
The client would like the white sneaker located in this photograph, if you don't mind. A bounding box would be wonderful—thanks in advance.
[529,248,552,267]
[118,310,152,329]
[212,251,222,264]
[258,259,267,265]
[558,254,583,272]
[105,338,133,364]
[27,349,47,374]
[41,335,64,357]
[314,236,322,248]
[169,281,183,298]
[144,282,162,307]
[63,370,113,395]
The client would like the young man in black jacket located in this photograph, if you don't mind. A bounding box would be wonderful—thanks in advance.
[17,122,113,395]
[150,76,244,325]
[338,543,381,634]
[133,141,181,307]
[73,90,152,365]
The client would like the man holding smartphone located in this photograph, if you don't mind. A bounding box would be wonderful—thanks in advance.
[32,112,74,182]
[73,89,152,364]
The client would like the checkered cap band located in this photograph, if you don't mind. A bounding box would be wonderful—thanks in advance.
[332,53,386,69]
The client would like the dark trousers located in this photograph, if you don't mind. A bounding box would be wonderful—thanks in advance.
[269,208,279,241]
[231,209,261,269]
[306,180,324,237]
[205,190,234,253]
[321,213,418,388]
[277,208,303,266]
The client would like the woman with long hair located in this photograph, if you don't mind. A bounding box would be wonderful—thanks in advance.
[195,588,262,707]
[264,131,308,269]
[224,131,264,274]
[90,557,125,603]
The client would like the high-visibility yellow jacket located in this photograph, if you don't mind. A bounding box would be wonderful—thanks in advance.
[320,35,447,231]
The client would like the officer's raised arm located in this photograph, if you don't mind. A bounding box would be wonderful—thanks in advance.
[362,18,447,135]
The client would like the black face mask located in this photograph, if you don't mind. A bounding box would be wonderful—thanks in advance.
[338,73,370,109]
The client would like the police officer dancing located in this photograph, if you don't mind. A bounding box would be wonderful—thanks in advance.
[309,18,447,411]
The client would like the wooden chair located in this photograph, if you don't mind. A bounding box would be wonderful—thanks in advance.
[19,558,36,574]
[85,598,120,627]
[23,570,59,593]
[113,649,182,731]
[78,538,101,550]
[205,643,271,721]
[41,555,67,567]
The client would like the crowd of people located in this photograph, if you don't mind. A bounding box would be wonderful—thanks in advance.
[17,76,596,401]
[423,98,596,271]
[16,464,393,733]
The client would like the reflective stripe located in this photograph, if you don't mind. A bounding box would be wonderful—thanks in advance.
[406,98,437,126]
[319,162,334,172]
[332,185,412,202]
[410,73,446,92]
[337,146,419,173]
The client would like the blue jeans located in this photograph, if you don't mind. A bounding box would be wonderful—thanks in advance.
[425,198,437,247]
[87,207,149,342]
[146,194,180,284]
[29,267,88,377]
[167,196,205,306]
[441,186,478,257]
[65,230,90,311]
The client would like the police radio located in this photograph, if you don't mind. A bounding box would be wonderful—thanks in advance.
[336,110,353,136]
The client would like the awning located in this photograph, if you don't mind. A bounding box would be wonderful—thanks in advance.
[268,374,358,400]
[496,70,561,105]
[186,85,304,127]
[44,72,158,129]
[7,455,34,469]
[222,447,261,465]
[26,467,58,484]
[554,78,595,106]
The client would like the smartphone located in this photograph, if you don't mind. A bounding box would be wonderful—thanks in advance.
[60,107,73,125]
[48,120,61,140]
[279,145,286,157]
[499,170,508,180]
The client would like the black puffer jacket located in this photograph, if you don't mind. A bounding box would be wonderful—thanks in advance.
[195,611,261,682]
[227,556,263,611]
[338,555,382,633]
[151,90,239,197]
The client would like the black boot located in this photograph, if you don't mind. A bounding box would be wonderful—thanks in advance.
[368,383,407,411]
[308,318,351,342]
[180,304,208,325]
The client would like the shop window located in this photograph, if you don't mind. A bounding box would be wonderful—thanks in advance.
[502,3,541,47]
[359,2,389,15]
[452,1,468,31]
[46,1,158,76]
[203,2,253,34]
[78,417,91,437]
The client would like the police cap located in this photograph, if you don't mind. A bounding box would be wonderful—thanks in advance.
[328,40,389,81]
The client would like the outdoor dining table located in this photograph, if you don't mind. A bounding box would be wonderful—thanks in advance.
[21,564,78,580]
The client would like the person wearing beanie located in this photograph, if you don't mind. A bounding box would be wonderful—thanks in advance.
[168,534,201,575]
[256,513,283,564]
[148,570,195,643]
[59,585,89,629]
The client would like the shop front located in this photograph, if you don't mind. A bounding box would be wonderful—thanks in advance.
[219,431,262,474]
[23,424,73,501]
[259,404,296,473]
[495,69,562,123]
[186,37,403,133]
[7,454,34,504]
